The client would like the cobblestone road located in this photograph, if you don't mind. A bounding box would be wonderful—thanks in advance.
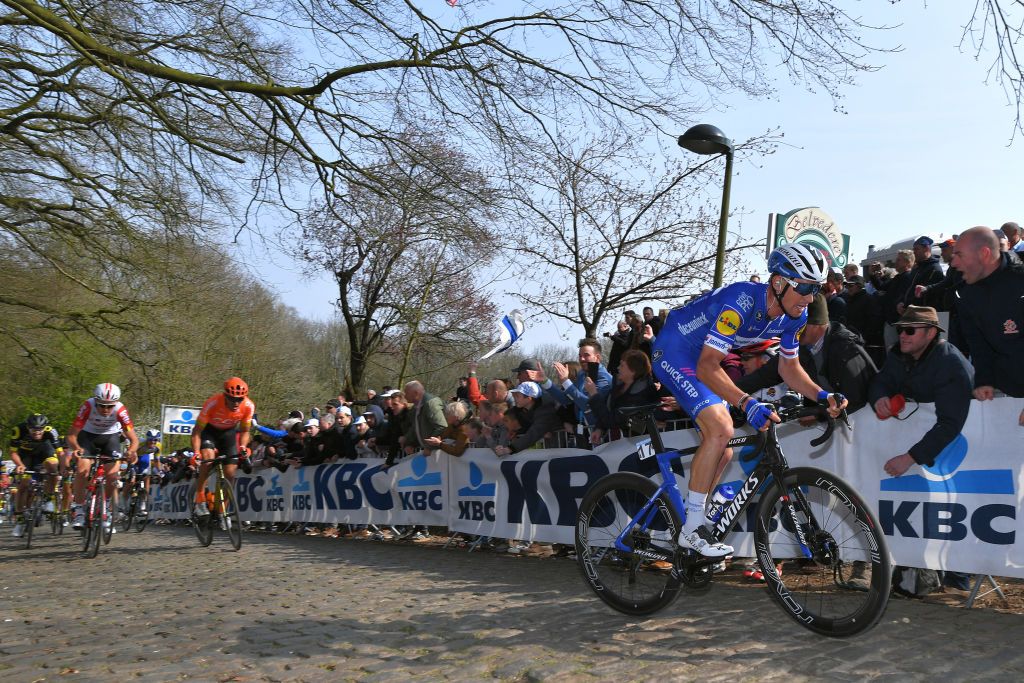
[2,526,1023,682]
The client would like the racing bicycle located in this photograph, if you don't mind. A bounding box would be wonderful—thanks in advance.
[121,467,152,533]
[15,471,46,549]
[191,454,242,551]
[575,403,891,638]
[80,455,124,558]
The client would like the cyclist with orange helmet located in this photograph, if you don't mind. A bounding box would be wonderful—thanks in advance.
[190,377,255,517]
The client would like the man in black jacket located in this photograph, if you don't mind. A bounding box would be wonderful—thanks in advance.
[902,236,945,311]
[869,249,914,325]
[735,294,877,414]
[869,306,974,477]
[952,226,1024,425]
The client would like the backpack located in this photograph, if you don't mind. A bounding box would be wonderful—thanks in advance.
[892,566,942,598]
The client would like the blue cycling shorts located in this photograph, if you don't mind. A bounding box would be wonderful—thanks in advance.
[651,341,727,421]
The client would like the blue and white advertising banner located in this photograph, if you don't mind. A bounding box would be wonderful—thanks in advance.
[151,452,449,526]
[160,404,201,436]
[150,398,1024,578]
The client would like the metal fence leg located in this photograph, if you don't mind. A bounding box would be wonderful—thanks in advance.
[965,574,1007,609]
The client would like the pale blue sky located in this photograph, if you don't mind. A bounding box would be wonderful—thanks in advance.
[242,2,1021,353]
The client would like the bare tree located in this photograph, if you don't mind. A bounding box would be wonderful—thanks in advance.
[962,0,1024,137]
[300,135,498,393]
[509,133,771,338]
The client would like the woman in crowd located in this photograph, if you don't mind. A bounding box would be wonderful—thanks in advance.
[586,349,660,443]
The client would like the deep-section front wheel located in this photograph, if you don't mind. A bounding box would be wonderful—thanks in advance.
[754,466,891,637]
[83,491,102,558]
[575,472,682,616]
[218,479,242,551]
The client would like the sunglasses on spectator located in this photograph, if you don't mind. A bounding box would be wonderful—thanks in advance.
[897,326,929,336]
[783,278,822,296]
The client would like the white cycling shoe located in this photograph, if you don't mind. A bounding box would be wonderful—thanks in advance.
[678,525,734,558]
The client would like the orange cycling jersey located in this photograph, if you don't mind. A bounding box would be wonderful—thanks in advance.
[196,394,255,430]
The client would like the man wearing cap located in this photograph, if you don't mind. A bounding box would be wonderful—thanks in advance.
[512,358,567,404]
[493,381,563,455]
[869,306,974,477]
[901,236,945,311]
[1001,221,1024,254]
[952,227,1024,422]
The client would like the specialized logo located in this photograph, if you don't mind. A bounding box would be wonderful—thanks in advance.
[715,309,741,336]
[1004,319,1019,335]
[652,349,663,363]
[677,313,709,336]
[736,292,754,313]
[880,435,1014,494]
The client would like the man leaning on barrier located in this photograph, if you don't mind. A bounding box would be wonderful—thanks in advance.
[869,306,973,478]
[950,226,1024,426]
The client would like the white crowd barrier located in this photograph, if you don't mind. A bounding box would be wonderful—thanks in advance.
[151,397,1024,578]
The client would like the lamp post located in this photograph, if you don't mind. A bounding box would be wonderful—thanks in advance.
[678,124,734,288]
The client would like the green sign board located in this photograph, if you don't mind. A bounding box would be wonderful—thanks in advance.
[767,207,851,268]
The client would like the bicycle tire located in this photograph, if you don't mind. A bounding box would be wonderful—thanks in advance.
[575,472,682,616]
[134,490,150,533]
[50,490,59,535]
[193,491,214,547]
[24,500,36,549]
[123,494,137,533]
[102,495,114,545]
[83,491,102,558]
[754,466,891,638]
[219,479,242,551]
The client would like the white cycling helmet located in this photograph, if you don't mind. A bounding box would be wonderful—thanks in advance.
[93,382,121,405]
[767,243,828,284]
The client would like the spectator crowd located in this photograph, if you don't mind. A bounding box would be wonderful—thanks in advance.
[145,224,1022,585]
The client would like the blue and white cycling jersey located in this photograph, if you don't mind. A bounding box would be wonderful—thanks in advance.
[652,281,807,418]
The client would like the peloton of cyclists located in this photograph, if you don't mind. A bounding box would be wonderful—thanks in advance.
[190,377,255,517]
[7,413,64,537]
[651,243,848,557]
[66,383,139,531]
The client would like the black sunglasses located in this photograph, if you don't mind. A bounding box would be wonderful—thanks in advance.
[897,326,928,336]
[783,277,822,296]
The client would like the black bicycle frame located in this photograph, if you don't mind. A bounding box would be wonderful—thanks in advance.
[615,411,823,562]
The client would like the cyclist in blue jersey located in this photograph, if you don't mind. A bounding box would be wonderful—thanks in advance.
[652,243,848,557]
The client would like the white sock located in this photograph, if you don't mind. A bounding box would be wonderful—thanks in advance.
[683,489,708,533]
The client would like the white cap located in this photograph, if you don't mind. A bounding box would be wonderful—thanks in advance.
[304,418,319,428]
[338,406,352,416]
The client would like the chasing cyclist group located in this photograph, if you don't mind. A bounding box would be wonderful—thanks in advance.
[2,377,256,539]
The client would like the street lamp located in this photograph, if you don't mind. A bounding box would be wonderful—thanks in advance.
[678,124,734,288]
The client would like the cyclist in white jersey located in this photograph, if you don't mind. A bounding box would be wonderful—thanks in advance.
[66,383,139,529]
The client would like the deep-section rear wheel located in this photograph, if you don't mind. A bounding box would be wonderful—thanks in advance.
[575,472,682,616]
